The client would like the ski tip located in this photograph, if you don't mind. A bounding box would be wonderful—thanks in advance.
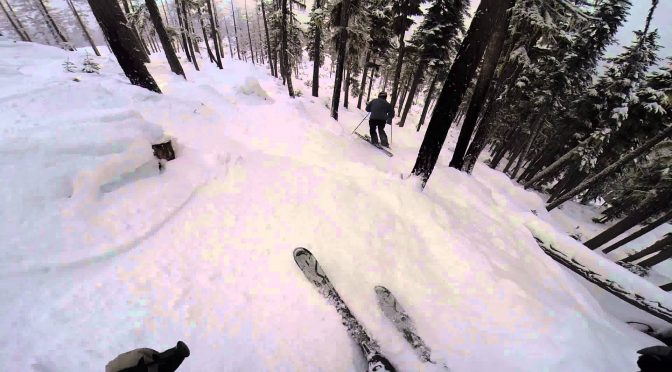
[374,285,391,295]
[293,247,312,260]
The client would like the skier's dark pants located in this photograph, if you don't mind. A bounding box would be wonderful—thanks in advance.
[369,119,389,146]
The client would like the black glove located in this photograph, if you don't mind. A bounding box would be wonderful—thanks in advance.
[107,342,190,372]
[637,346,672,372]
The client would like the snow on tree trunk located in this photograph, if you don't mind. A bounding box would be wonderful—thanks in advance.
[411,0,511,186]
[602,210,672,254]
[450,5,512,170]
[146,0,186,78]
[546,124,672,211]
[87,0,161,93]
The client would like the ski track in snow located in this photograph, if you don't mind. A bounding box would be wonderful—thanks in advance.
[0,40,669,371]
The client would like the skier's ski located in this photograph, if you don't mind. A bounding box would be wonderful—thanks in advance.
[375,285,448,368]
[293,248,396,372]
[354,132,394,157]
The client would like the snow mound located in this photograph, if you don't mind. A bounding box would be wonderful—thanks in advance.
[237,76,273,101]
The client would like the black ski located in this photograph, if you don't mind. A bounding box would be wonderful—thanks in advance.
[354,132,394,157]
[375,285,448,368]
[293,248,396,372]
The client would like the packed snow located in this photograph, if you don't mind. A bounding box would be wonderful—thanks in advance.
[0,39,669,371]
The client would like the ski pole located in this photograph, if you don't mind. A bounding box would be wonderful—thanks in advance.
[352,113,370,134]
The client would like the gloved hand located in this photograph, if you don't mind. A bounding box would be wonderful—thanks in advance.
[106,342,190,372]
[637,345,672,372]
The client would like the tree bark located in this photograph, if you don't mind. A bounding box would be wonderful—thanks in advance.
[280,0,294,97]
[411,0,513,186]
[146,0,186,78]
[639,245,672,268]
[222,12,235,59]
[244,0,256,65]
[198,7,216,63]
[390,32,406,110]
[344,62,351,108]
[547,125,672,211]
[584,194,664,249]
[330,0,351,120]
[175,0,192,62]
[417,72,439,132]
[510,101,550,179]
[310,0,322,96]
[450,10,510,170]
[207,0,223,68]
[524,137,592,188]
[0,0,29,41]
[620,233,672,263]
[603,211,672,254]
[261,0,276,77]
[231,1,242,60]
[87,0,161,93]
[356,52,372,109]
[399,61,426,127]
[37,0,73,50]
[366,65,375,103]
[181,0,199,70]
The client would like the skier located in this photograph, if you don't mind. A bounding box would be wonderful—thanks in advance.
[365,92,394,148]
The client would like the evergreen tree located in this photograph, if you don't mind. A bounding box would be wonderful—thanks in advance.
[389,0,424,110]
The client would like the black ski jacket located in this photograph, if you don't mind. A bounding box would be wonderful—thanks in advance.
[366,98,394,123]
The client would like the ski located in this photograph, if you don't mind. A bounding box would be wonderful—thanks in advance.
[293,248,396,372]
[354,132,394,157]
[375,285,448,368]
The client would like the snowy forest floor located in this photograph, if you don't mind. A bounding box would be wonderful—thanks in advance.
[1,39,671,371]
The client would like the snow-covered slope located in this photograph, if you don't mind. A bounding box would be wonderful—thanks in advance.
[0,40,666,371]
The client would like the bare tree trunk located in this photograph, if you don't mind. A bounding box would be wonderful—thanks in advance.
[180,0,199,70]
[175,0,192,62]
[639,245,672,268]
[390,31,406,110]
[198,7,216,63]
[450,10,510,170]
[547,125,672,211]
[244,0,256,65]
[87,0,161,93]
[310,0,322,96]
[207,0,223,68]
[231,1,242,60]
[344,62,351,108]
[510,102,550,179]
[0,0,29,41]
[417,73,439,132]
[260,0,275,76]
[37,0,73,50]
[356,50,371,108]
[411,0,514,186]
[366,65,375,103]
[399,62,426,127]
[330,0,351,120]
[280,0,294,97]
[147,0,184,78]
[603,210,672,254]
[222,13,235,59]
[121,0,151,61]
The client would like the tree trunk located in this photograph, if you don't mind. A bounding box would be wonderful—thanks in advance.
[260,0,275,77]
[330,0,351,120]
[660,282,672,292]
[603,211,672,254]
[450,11,510,170]
[207,0,223,68]
[37,0,73,50]
[146,0,186,78]
[463,81,507,173]
[86,0,161,93]
[397,72,412,117]
[222,12,235,59]
[244,0,255,65]
[639,245,672,268]
[176,0,191,62]
[181,1,199,70]
[390,32,406,110]
[547,125,672,211]
[399,61,427,127]
[280,0,294,97]
[618,232,670,263]
[0,0,29,41]
[524,137,592,188]
[411,0,513,186]
[343,62,351,108]
[510,101,550,179]
[231,1,242,60]
[357,50,371,108]
[584,194,664,249]
[310,0,322,95]
[366,65,375,103]
[121,0,151,61]
[417,73,439,132]
[198,7,216,63]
